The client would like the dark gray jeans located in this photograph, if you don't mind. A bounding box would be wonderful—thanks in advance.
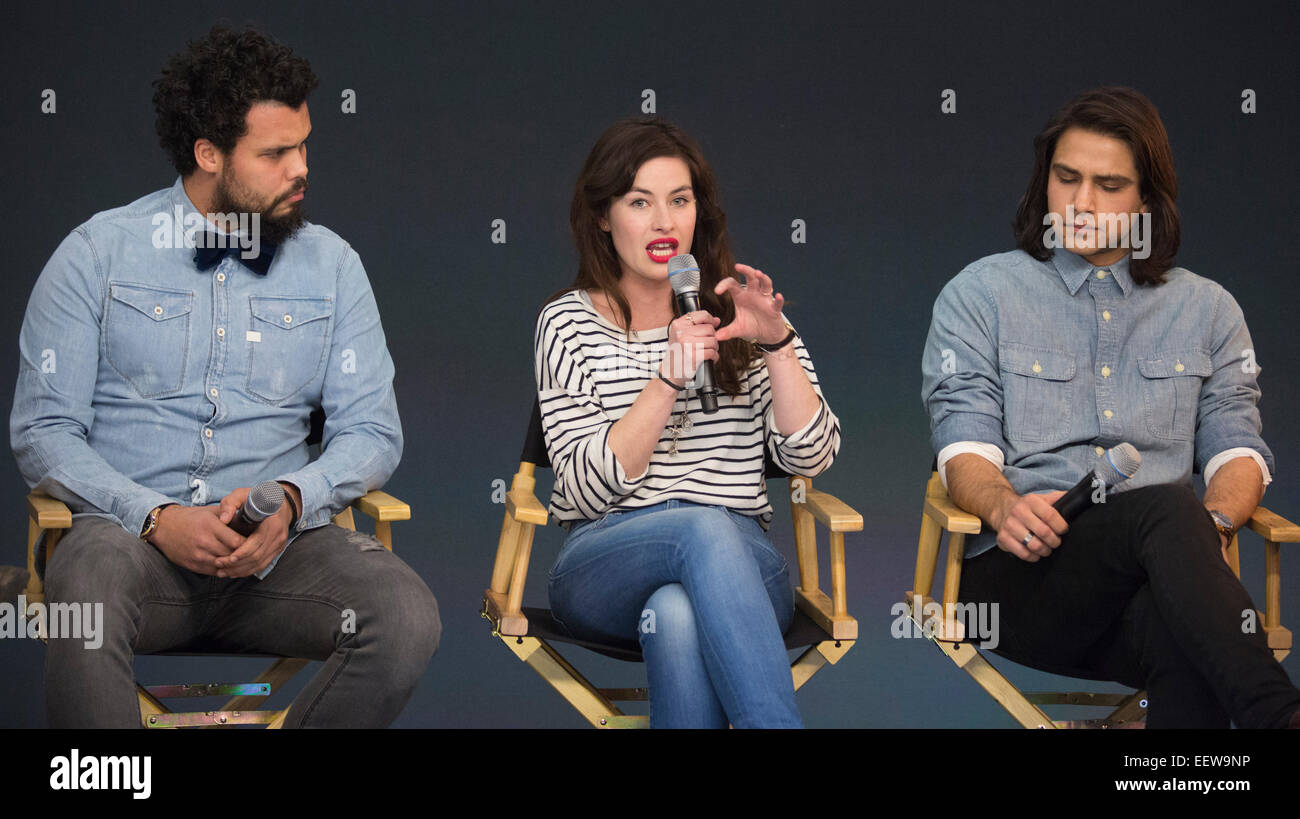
[43,516,440,728]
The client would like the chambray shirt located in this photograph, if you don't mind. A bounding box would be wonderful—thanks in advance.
[11,178,402,574]
[922,249,1273,557]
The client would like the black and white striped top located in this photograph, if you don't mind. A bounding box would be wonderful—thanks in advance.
[535,289,840,526]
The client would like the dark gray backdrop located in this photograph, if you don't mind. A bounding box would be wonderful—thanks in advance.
[1,0,1296,728]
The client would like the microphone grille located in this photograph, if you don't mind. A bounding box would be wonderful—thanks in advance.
[248,480,285,517]
[667,254,700,293]
[1099,443,1142,485]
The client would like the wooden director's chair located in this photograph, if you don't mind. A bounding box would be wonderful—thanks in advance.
[908,469,1298,728]
[24,488,410,729]
[482,400,862,727]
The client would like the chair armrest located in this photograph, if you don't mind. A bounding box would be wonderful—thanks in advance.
[26,492,74,608]
[924,495,982,534]
[27,492,72,530]
[1246,506,1300,543]
[802,485,864,533]
[790,479,859,641]
[485,464,548,636]
[351,490,410,522]
[507,488,548,527]
[911,473,979,641]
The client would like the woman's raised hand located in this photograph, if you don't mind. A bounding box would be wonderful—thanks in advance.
[714,264,789,346]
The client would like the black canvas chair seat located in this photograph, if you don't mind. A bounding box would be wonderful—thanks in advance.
[520,604,836,664]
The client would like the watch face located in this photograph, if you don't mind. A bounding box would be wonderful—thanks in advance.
[1209,510,1234,534]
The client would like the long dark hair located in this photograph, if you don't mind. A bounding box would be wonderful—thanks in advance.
[1013,87,1180,285]
[557,116,754,394]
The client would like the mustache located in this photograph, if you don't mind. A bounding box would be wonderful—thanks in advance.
[271,181,308,208]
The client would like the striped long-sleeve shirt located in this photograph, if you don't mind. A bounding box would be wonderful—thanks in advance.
[535,289,840,526]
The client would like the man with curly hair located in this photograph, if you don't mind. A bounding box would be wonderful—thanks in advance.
[11,26,440,728]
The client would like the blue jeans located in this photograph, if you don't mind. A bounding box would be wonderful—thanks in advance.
[548,500,801,728]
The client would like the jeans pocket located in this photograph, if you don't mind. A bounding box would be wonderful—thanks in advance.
[246,296,333,404]
[105,281,194,398]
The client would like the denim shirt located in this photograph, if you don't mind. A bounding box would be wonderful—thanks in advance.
[922,249,1273,557]
[10,178,402,572]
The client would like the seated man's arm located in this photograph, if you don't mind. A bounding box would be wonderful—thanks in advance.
[11,230,245,573]
[12,230,178,533]
[922,270,1066,562]
[1204,457,1264,551]
[946,453,1067,562]
[273,245,402,531]
[1195,287,1274,547]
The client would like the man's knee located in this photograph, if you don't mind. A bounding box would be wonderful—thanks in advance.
[347,560,440,679]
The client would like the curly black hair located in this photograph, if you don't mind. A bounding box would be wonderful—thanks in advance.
[153,25,319,176]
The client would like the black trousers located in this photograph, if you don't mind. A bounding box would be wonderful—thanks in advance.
[960,483,1300,728]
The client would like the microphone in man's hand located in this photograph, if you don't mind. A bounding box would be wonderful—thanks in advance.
[1052,443,1142,523]
[667,254,719,414]
[230,480,285,536]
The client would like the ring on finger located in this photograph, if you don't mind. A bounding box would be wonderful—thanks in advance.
[1021,531,1035,547]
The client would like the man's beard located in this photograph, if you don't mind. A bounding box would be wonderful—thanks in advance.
[211,168,307,248]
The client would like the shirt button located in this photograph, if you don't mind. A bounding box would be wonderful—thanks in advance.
[1095,446,1105,457]
[204,428,213,439]
[1101,365,1111,378]
[1102,310,1112,322]
[153,305,163,316]
[1175,361,1185,373]
[216,327,225,338]
[1032,361,1042,374]
[1096,269,1109,279]
[283,314,293,325]
[216,272,226,283]
[1104,409,1114,419]
[209,388,218,398]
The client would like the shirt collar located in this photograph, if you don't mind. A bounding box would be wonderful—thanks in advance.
[167,177,276,276]
[1051,249,1134,297]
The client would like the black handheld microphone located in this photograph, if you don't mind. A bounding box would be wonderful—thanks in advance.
[230,480,285,536]
[667,254,719,414]
[1052,443,1142,522]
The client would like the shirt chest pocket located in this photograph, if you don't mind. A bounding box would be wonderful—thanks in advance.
[1138,350,1212,441]
[246,296,334,404]
[105,282,194,398]
[999,342,1076,444]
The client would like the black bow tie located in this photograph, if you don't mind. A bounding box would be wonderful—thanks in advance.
[193,234,277,276]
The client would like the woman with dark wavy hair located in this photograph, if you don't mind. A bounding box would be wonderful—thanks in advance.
[534,117,840,727]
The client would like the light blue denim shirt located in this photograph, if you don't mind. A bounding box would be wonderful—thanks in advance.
[11,178,402,574]
[922,249,1273,557]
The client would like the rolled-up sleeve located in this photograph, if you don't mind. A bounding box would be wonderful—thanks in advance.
[921,270,1007,456]
[1193,287,1274,476]
[534,307,646,519]
[763,331,840,477]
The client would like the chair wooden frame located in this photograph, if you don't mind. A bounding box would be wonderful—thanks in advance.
[25,489,410,729]
[908,470,1297,728]
[482,460,862,728]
